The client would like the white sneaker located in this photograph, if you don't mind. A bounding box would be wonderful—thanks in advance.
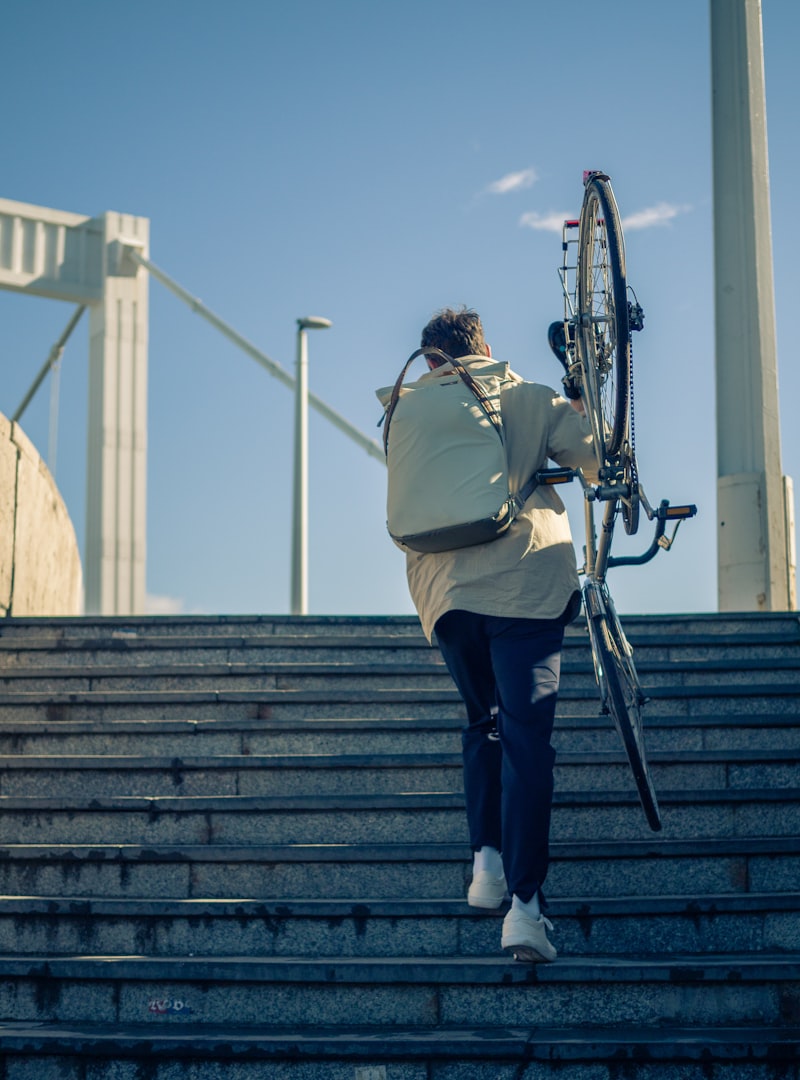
[501,906,557,962]
[467,870,508,909]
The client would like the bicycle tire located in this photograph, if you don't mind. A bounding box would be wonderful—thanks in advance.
[577,175,631,460]
[590,609,662,831]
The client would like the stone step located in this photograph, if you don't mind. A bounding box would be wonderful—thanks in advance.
[0,612,796,1077]
[0,656,798,694]
[1,835,794,899]
[0,615,430,641]
[1,627,798,668]
[1,1021,797,1080]
[0,952,797,1027]
[0,891,795,958]
[0,611,796,643]
[0,711,797,756]
[0,679,797,724]
[1,748,797,798]
[0,787,795,846]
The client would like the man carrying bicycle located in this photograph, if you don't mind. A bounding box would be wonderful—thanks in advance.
[396,306,598,962]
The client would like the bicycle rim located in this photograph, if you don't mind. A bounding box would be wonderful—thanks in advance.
[577,177,630,459]
[591,611,662,831]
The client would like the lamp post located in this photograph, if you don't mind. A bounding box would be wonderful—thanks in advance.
[291,316,332,615]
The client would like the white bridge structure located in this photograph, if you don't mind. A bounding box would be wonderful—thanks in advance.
[0,200,384,617]
[0,201,149,615]
[0,0,795,617]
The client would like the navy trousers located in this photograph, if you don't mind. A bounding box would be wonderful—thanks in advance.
[434,609,564,904]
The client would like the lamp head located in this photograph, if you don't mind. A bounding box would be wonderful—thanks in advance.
[297,316,332,331]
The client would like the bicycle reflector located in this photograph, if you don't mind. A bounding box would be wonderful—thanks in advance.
[536,468,576,485]
[662,504,697,520]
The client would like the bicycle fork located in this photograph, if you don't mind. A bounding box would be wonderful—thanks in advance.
[583,580,611,704]
[582,578,647,710]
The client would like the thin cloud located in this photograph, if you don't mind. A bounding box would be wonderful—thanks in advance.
[519,202,691,233]
[622,202,691,230]
[486,168,538,195]
[145,592,185,616]
[519,210,572,233]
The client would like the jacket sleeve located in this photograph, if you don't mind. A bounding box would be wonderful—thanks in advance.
[545,390,600,481]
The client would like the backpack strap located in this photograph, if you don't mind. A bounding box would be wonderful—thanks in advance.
[382,347,539,516]
[382,347,504,456]
[512,473,539,513]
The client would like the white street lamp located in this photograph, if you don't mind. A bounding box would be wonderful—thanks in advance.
[291,316,332,615]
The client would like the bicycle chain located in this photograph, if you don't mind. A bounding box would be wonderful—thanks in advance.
[627,310,638,491]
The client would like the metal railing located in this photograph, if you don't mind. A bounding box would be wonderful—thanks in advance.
[123,246,385,465]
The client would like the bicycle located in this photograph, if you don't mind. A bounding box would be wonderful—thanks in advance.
[540,171,696,832]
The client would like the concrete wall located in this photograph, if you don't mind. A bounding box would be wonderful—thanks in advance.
[0,413,83,617]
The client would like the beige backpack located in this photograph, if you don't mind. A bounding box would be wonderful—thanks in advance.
[376,348,538,553]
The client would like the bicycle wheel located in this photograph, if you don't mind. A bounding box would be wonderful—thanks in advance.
[577,174,630,460]
[588,605,662,831]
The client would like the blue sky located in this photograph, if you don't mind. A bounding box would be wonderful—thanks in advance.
[2,0,798,617]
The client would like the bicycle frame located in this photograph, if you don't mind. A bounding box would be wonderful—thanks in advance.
[543,171,697,832]
[536,466,697,585]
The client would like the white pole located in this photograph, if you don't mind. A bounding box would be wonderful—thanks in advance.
[711,0,795,610]
[291,317,331,615]
[86,214,149,615]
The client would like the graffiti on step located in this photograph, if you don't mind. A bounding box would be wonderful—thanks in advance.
[148,997,194,1016]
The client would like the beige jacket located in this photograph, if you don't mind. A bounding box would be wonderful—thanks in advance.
[401,358,598,642]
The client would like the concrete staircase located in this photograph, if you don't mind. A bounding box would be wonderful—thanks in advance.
[0,611,797,1078]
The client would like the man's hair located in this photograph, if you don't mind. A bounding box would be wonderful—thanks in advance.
[420,307,488,364]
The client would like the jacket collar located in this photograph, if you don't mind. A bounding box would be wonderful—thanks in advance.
[421,356,512,381]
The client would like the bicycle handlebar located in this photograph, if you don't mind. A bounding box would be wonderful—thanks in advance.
[534,468,697,568]
[608,499,696,567]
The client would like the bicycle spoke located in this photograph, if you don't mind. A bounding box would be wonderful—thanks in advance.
[590,221,619,436]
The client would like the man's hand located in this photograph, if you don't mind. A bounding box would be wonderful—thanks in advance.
[561,374,582,402]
